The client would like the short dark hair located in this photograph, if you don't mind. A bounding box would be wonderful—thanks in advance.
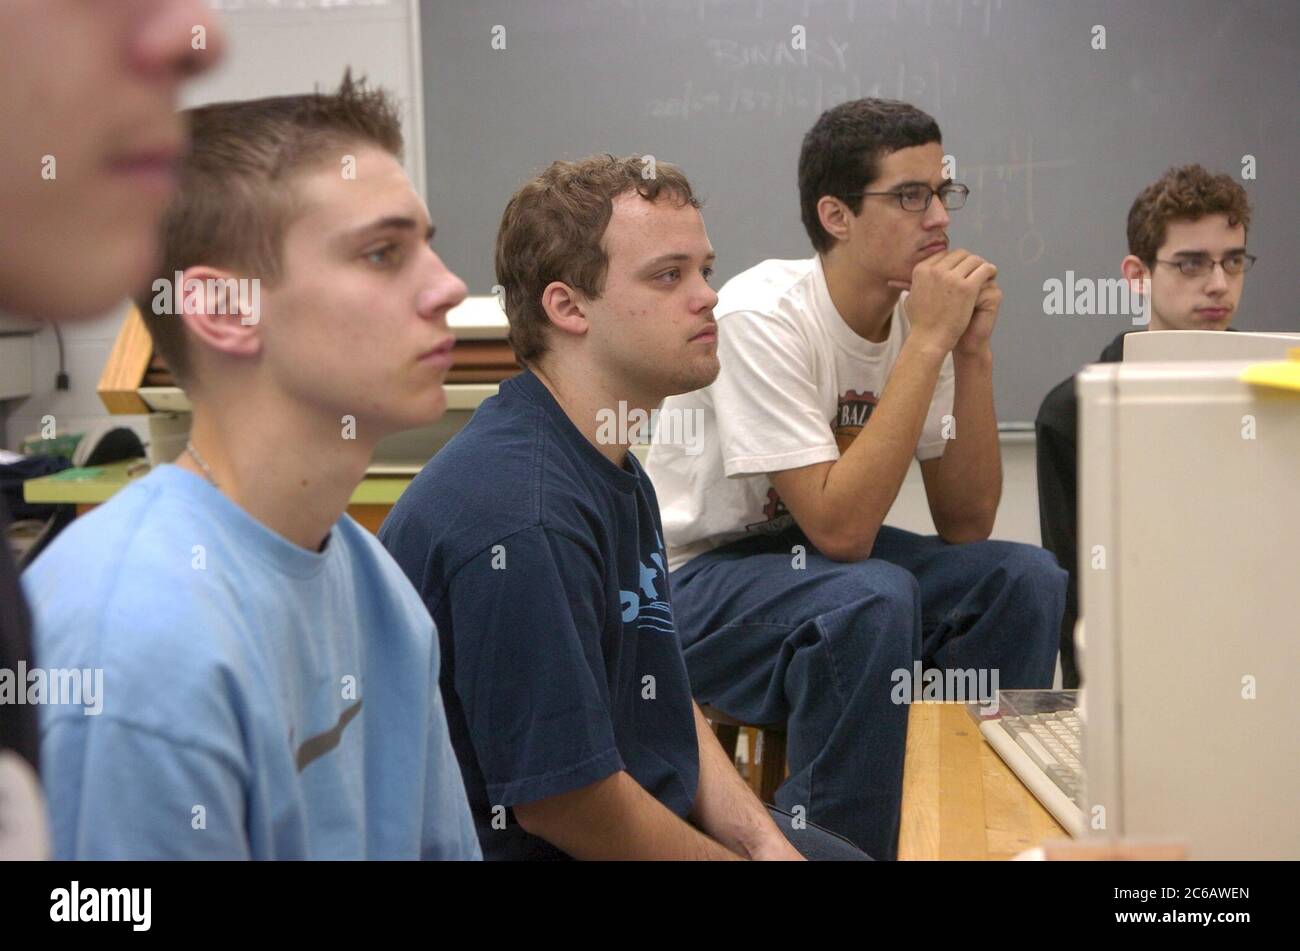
[495,154,700,366]
[134,69,403,386]
[798,98,942,253]
[1127,164,1252,265]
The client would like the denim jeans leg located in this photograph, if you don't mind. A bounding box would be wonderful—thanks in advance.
[868,525,1065,690]
[769,805,873,860]
[671,531,921,860]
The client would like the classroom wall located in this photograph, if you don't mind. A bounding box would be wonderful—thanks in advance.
[2,304,151,454]
[892,436,1041,546]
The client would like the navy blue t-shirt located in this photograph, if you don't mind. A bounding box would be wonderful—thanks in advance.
[380,370,700,860]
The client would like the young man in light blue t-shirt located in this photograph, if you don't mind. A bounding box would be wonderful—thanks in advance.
[24,75,480,859]
[0,0,227,861]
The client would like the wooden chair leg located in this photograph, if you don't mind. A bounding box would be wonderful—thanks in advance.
[713,722,739,761]
[758,730,787,804]
[743,727,761,790]
[700,704,787,799]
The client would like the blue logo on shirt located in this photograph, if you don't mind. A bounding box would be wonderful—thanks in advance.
[620,549,674,635]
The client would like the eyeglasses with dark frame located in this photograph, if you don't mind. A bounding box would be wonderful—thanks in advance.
[844,182,970,212]
[1153,253,1257,278]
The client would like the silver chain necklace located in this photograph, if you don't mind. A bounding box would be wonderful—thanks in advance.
[184,440,219,488]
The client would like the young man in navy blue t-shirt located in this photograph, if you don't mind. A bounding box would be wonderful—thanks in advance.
[381,156,867,860]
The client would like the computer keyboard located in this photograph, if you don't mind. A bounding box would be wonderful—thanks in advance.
[980,705,1085,837]
[1001,711,1083,797]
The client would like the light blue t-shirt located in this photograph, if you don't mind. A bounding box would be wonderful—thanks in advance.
[24,464,481,860]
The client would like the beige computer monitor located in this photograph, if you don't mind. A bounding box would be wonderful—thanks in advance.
[1123,329,1300,362]
[1077,356,1300,858]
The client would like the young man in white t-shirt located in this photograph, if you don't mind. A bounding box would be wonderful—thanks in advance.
[646,99,1064,860]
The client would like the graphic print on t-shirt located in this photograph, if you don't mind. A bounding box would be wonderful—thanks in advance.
[619,534,674,635]
[833,388,879,455]
[744,486,794,535]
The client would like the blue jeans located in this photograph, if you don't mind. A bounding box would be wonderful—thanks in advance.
[670,524,1064,860]
[770,805,871,860]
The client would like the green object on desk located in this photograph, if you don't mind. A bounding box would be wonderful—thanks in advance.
[48,466,105,481]
[24,457,413,507]
[20,432,83,460]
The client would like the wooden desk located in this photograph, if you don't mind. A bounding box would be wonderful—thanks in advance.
[23,459,413,535]
[899,702,1067,860]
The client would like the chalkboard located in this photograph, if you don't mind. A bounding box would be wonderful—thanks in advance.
[422,0,1299,422]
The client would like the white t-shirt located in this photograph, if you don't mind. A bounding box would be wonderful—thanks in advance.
[646,255,955,572]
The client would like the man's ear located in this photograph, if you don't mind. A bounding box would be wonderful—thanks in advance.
[1120,255,1151,294]
[539,280,590,340]
[177,266,262,360]
[817,195,855,246]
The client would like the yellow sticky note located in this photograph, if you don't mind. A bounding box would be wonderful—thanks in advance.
[1241,347,1300,393]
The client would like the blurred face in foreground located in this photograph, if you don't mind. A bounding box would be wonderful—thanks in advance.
[0,0,225,319]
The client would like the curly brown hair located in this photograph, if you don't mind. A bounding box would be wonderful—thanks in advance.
[1127,164,1252,265]
[494,154,700,365]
